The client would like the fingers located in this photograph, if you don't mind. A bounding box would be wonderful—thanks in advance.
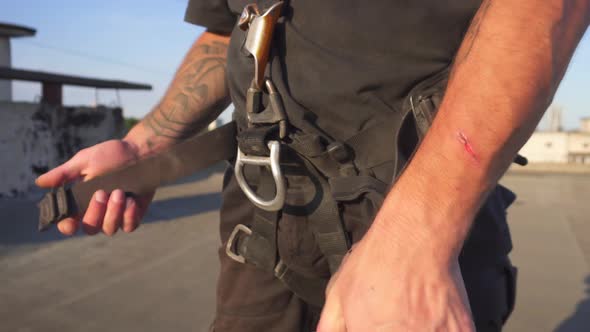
[122,191,153,233]
[58,190,109,236]
[136,191,155,220]
[57,217,79,236]
[102,189,126,236]
[317,296,346,332]
[82,190,108,235]
[57,188,149,236]
[122,197,140,233]
[35,154,86,188]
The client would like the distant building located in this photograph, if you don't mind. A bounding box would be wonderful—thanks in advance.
[0,22,35,101]
[0,22,151,197]
[519,118,590,164]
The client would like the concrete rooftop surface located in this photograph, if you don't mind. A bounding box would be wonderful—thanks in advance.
[1,168,589,332]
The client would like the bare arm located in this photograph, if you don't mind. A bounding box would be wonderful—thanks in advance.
[319,1,589,330]
[36,31,232,236]
[126,31,231,156]
[377,0,590,261]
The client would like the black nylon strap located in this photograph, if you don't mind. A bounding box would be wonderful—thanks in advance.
[274,260,328,307]
[288,135,357,179]
[236,124,279,156]
[283,112,407,274]
[300,158,350,273]
[238,213,277,271]
[286,109,405,182]
[412,94,441,139]
[329,175,388,203]
[344,113,403,173]
[233,167,330,307]
[240,169,279,271]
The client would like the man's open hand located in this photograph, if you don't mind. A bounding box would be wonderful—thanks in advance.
[317,222,475,332]
[35,139,154,236]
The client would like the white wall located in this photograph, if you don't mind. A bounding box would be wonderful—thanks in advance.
[0,102,124,197]
[568,133,590,153]
[567,133,590,164]
[580,118,590,133]
[519,132,569,163]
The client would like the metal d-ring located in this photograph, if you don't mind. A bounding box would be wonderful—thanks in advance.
[234,140,286,211]
[225,224,253,264]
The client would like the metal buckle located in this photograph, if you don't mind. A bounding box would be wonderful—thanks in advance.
[234,140,286,211]
[37,186,73,232]
[274,259,287,279]
[225,224,253,264]
[247,80,288,139]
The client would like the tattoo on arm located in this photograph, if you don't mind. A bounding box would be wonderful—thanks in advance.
[143,39,230,149]
[193,41,229,55]
[454,0,493,65]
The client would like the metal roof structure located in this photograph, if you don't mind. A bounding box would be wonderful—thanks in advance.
[0,66,152,90]
[0,66,152,105]
[0,22,151,105]
[0,22,36,38]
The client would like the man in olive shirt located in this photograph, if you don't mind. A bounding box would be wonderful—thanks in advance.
[37,0,590,331]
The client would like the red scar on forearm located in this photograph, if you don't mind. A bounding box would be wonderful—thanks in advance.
[457,131,479,163]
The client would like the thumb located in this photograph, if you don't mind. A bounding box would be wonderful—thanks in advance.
[35,156,86,188]
[317,296,346,332]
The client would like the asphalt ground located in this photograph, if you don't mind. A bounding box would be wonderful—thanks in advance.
[0,169,588,332]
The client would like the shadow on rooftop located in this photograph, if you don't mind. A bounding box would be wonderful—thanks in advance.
[0,168,224,256]
[554,275,590,332]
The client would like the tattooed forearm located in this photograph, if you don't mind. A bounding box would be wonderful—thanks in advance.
[193,41,229,55]
[140,33,231,151]
[144,56,227,138]
[454,0,493,65]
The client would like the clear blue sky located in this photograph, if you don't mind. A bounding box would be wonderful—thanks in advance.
[2,0,589,129]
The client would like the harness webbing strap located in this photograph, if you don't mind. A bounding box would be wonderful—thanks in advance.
[345,114,405,172]
[240,170,279,272]
[329,175,388,203]
[274,260,328,307]
[288,136,341,178]
[237,124,279,156]
[300,158,350,273]
[231,166,330,307]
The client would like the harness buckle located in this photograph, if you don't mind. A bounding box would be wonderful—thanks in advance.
[226,224,253,264]
[273,259,287,279]
[235,140,286,211]
[247,80,288,138]
[38,187,74,232]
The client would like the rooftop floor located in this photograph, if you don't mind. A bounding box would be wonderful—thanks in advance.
[0,169,588,331]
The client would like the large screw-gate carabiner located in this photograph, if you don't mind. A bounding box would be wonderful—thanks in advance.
[242,1,284,90]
